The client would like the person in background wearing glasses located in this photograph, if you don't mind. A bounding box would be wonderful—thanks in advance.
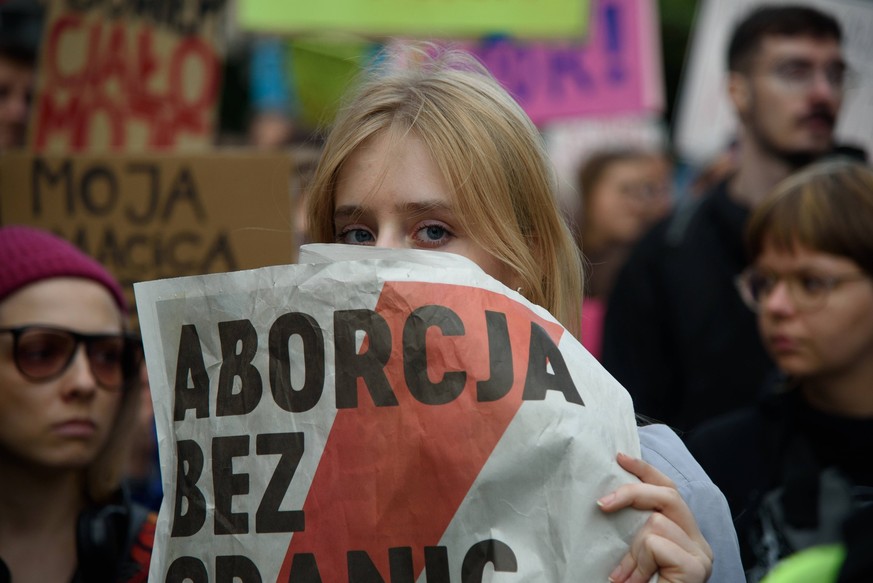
[570,148,673,361]
[687,159,873,582]
[0,226,154,582]
[601,5,862,434]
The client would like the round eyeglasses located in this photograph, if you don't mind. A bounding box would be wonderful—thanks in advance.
[0,325,143,391]
[735,268,870,313]
[764,60,854,94]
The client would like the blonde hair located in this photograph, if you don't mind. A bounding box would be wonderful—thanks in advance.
[307,45,583,336]
[747,158,873,277]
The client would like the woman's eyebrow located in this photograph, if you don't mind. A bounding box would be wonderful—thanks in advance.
[397,200,454,218]
[334,205,365,221]
[334,200,454,220]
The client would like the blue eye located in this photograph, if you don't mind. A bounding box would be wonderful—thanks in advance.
[337,228,375,245]
[414,223,452,247]
[424,225,446,240]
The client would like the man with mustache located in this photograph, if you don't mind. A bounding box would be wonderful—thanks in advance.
[601,5,856,433]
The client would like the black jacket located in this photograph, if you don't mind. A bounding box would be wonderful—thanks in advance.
[601,178,774,432]
[688,390,873,576]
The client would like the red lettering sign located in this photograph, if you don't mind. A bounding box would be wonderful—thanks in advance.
[30,4,222,153]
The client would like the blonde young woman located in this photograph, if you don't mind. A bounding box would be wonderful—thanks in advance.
[306,46,742,583]
[0,226,153,583]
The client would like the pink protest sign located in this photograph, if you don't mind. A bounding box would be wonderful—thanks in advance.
[466,0,663,125]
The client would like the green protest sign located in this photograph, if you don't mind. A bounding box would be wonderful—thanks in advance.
[238,0,589,39]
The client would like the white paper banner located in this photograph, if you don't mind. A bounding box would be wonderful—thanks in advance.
[135,244,647,582]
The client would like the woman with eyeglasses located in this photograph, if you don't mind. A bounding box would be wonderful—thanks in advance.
[688,159,873,582]
[572,148,673,360]
[0,226,153,582]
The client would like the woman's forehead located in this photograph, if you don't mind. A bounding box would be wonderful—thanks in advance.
[0,278,122,330]
[336,131,454,209]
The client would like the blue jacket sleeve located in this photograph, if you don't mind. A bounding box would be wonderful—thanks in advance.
[639,423,745,583]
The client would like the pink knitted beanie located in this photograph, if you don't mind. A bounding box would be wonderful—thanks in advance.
[0,225,127,313]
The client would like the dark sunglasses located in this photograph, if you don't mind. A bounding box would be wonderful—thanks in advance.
[0,325,143,391]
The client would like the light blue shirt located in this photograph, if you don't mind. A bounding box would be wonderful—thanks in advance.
[640,423,745,583]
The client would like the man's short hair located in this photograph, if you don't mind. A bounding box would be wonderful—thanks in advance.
[727,5,842,73]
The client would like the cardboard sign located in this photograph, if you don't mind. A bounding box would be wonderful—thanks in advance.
[28,0,224,154]
[135,244,647,582]
[673,0,873,165]
[466,0,664,125]
[238,0,590,39]
[0,152,295,311]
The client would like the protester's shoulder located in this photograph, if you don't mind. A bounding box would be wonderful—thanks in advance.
[623,182,727,266]
[623,206,675,258]
[686,405,766,465]
[613,214,675,284]
[638,423,717,491]
[639,425,746,582]
[663,179,733,247]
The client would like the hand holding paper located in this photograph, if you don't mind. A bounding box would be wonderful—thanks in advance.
[600,453,714,583]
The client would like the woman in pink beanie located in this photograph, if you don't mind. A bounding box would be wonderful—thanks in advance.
[0,225,153,582]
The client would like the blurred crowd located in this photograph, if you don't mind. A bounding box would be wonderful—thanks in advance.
[1,0,872,582]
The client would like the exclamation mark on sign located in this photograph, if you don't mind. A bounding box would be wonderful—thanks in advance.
[604,3,625,84]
